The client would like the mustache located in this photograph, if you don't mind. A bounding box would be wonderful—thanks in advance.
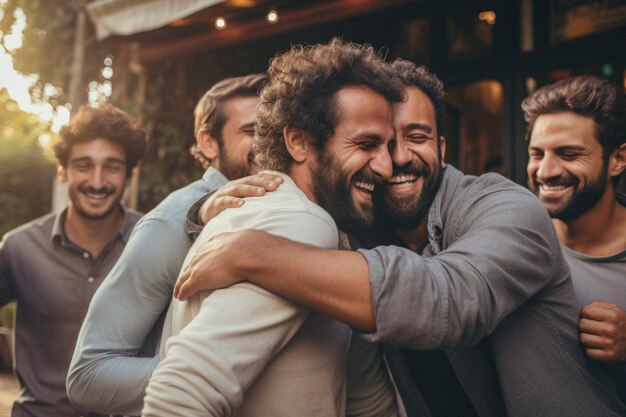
[352,169,386,188]
[390,159,431,179]
[534,174,577,187]
[77,184,115,195]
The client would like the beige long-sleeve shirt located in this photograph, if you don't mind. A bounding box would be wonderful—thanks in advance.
[142,172,397,417]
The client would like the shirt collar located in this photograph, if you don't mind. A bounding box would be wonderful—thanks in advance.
[51,205,135,245]
[203,166,228,185]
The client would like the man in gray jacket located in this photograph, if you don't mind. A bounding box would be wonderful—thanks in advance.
[176,61,625,416]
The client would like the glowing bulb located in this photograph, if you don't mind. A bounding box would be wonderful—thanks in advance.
[215,16,227,30]
[478,10,496,25]
[266,9,279,24]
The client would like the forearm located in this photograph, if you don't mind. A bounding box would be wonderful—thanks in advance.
[234,231,375,330]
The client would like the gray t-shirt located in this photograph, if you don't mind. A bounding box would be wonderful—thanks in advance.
[562,245,626,308]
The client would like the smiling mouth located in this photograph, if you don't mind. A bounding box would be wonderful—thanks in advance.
[354,181,374,193]
[386,173,418,189]
[83,191,111,200]
[539,184,572,192]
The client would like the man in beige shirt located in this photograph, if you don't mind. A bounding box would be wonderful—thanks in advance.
[142,39,404,417]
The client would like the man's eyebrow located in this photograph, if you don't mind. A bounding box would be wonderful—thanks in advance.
[403,123,433,134]
[105,157,126,165]
[69,156,93,164]
[239,122,256,131]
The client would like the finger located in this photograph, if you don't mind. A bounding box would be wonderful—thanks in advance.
[229,173,283,191]
[580,332,609,349]
[585,348,612,362]
[587,300,621,310]
[220,184,269,198]
[580,304,619,321]
[177,277,199,301]
[174,263,193,299]
[578,317,605,334]
[213,196,245,209]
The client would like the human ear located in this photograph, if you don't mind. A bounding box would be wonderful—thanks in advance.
[608,143,626,178]
[57,165,67,182]
[283,127,309,163]
[197,130,220,162]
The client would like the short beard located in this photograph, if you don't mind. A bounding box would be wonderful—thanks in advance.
[311,148,381,235]
[375,159,443,231]
[218,142,254,180]
[543,167,608,223]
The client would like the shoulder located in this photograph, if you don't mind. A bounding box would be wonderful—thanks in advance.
[1,212,56,243]
[136,177,223,229]
[205,180,338,248]
[441,168,546,224]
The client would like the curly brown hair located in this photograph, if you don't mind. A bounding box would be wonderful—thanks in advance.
[255,38,404,172]
[54,104,147,177]
[190,73,268,169]
[522,75,625,160]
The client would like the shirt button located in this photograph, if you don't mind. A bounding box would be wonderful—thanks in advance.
[87,276,95,283]
[82,252,90,259]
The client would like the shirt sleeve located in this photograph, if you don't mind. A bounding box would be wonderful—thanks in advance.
[361,185,567,349]
[67,218,193,415]
[142,209,338,417]
[345,333,398,417]
[0,235,16,307]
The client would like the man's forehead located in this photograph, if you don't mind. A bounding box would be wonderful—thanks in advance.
[394,86,436,127]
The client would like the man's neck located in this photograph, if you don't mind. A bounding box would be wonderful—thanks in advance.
[554,189,626,257]
[64,205,124,258]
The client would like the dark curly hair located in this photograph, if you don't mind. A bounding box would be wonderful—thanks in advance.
[190,73,269,169]
[255,38,404,172]
[522,75,626,160]
[54,104,147,177]
[391,59,446,136]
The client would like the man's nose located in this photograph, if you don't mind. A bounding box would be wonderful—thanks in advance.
[536,154,562,181]
[89,167,106,189]
[370,148,393,180]
[391,138,411,168]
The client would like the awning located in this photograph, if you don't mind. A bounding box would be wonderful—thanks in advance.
[87,0,225,40]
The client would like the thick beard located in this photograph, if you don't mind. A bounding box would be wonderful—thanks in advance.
[537,167,608,223]
[375,159,443,231]
[311,148,381,235]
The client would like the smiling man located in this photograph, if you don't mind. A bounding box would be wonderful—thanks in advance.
[67,74,270,416]
[176,62,626,416]
[142,39,403,417]
[0,104,146,417]
[523,75,626,400]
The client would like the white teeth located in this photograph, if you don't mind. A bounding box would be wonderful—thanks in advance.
[387,174,417,184]
[354,181,374,192]
[540,184,570,191]
[85,192,108,199]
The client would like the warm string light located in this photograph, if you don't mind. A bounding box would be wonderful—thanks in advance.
[266,9,279,24]
[478,10,496,25]
[213,9,280,31]
[215,16,227,30]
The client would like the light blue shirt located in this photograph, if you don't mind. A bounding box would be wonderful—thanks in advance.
[67,168,227,415]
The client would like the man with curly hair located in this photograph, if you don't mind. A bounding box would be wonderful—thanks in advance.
[0,103,147,417]
[177,61,626,416]
[142,39,402,417]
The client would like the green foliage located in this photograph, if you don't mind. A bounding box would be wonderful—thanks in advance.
[0,89,55,237]
[0,0,110,106]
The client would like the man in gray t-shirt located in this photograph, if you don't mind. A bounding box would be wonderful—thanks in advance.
[523,75,626,399]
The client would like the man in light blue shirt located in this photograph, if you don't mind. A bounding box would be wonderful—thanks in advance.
[67,73,269,416]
